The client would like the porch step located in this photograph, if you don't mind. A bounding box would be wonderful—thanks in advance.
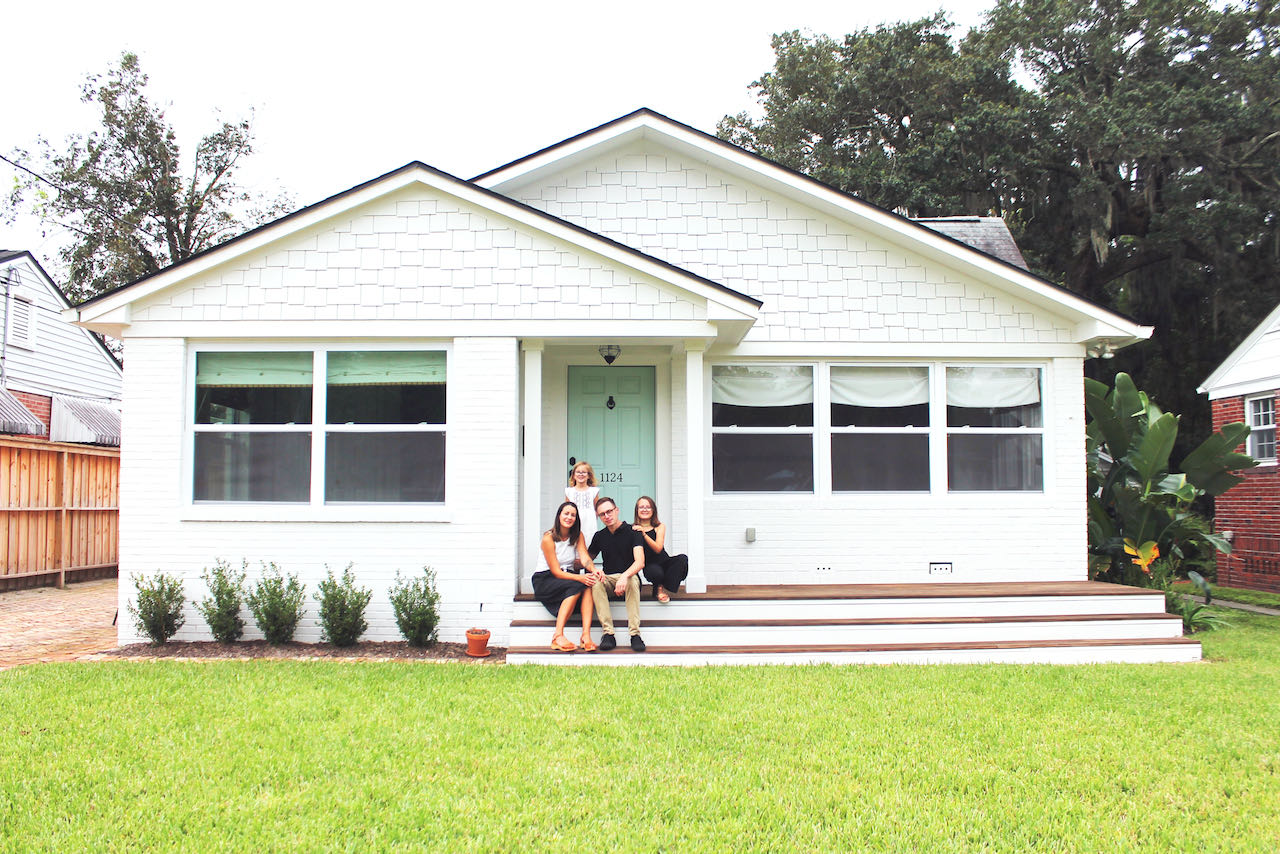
[505,581,1201,665]
[505,637,1204,666]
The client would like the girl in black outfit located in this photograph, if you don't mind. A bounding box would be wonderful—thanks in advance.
[633,496,688,603]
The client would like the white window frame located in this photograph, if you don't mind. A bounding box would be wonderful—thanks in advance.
[943,364,1046,493]
[829,363,932,494]
[1247,395,1277,464]
[183,342,451,522]
[708,359,1049,498]
[710,363,816,494]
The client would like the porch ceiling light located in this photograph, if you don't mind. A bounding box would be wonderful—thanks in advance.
[598,344,621,365]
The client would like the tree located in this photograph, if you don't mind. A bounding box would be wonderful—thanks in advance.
[721,2,1280,459]
[5,52,291,303]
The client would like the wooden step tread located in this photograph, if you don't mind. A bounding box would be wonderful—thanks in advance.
[507,637,1201,655]
[510,613,1180,629]
[514,581,1156,603]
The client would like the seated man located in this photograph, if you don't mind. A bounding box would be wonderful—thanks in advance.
[587,496,646,652]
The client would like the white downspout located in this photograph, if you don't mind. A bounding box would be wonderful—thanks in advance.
[1,268,15,389]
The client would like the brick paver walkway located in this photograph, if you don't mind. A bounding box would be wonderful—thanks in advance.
[0,578,118,670]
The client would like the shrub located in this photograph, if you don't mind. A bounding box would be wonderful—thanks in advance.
[127,572,185,643]
[315,563,372,647]
[195,559,247,643]
[246,563,306,644]
[389,567,441,647]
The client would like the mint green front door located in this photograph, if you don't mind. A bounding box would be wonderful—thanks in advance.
[567,366,656,518]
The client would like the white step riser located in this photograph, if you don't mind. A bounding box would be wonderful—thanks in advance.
[513,594,1168,623]
[508,644,1203,666]
[509,618,1183,648]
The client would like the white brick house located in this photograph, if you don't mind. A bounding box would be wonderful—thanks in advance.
[71,110,1158,652]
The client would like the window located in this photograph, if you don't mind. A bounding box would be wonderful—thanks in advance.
[710,361,1045,495]
[193,349,446,503]
[831,366,930,491]
[712,365,813,492]
[1248,396,1276,462]
[946,366,1043,491]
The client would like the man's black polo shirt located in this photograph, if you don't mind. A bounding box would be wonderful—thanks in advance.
[588,524,643,574]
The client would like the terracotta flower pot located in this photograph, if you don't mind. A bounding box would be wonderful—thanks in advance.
[465,628,491,658]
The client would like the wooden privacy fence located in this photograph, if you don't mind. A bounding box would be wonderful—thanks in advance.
[1,436,119,588]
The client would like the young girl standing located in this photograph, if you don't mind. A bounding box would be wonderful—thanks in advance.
[565,461,600,534]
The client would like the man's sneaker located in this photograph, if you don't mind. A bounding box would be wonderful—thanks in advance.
[598,633,617,651]
[630,635,647,653]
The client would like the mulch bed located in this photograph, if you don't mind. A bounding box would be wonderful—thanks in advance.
[98,640,506,663]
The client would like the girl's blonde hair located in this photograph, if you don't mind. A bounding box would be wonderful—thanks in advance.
[567,461,598,487]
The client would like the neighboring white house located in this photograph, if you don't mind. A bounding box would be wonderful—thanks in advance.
[68,110,1158,649]
[1,250,122,442]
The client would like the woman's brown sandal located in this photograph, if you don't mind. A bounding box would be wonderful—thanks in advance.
[551,635,577,652]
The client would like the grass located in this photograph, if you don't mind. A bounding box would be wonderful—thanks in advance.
[3,612,1279,852]
[1171,581,1280,610]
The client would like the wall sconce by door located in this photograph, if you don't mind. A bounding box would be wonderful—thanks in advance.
[598,344,621,365]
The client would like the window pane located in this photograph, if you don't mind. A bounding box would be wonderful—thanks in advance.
[832,434,930,491]
[196,352,312,424]
[712,434,813,492]
[712,365,813,427]
[830,366,929,428]
[326,433,445,502]
[946,367,1042,427]
[948,434,1043,491]
[1249,398,1274,428]
[1250,428,1277,461]
[327,351,446,424]
[832,403,929,428]
[194,433,311,502]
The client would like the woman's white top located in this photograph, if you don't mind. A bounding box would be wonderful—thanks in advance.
[565,485,600,533]
[538,535,577,573]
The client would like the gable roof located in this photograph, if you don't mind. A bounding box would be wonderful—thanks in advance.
[1199,300,1280,399]
[476,108,1151,349]
[1,250,123,371]
[912,217,1029,270]
[69,160,761,336]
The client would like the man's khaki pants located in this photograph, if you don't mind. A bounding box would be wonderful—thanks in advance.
[591,573,641,636]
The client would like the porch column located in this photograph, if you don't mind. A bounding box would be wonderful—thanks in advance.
[520,340,544,595]
[684,340,707,593]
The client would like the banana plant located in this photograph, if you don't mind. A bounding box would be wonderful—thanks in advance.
[1085,373,1256,586]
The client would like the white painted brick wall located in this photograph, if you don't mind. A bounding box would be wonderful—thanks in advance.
[128,187,706,325]
[512,140,1076,345]
[116,337,522,646]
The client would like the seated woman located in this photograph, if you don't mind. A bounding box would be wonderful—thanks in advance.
[633,496,688,604]
[531,500,599,651]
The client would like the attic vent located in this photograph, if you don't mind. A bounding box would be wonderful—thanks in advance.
[7,291,36,349]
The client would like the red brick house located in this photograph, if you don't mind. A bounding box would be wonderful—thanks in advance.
[1200,302,1280,592]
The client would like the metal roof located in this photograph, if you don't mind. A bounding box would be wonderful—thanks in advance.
[0,388,45,436]
[51,395,121,446]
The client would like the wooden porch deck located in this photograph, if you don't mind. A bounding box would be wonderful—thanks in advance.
[507,580,1200,666]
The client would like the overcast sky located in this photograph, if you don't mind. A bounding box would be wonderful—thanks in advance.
[3,0,995,267]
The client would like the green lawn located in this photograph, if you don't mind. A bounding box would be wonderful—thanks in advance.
[4,612,1279,852]
[1172,581,1280,610]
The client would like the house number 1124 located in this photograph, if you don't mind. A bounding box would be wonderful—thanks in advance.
[600,472,624,483]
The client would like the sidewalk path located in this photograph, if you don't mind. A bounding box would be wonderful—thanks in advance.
[0,578,118,671]
[1175,592,1280,617]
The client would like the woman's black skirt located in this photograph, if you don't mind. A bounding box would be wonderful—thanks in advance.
[531,569,586,616]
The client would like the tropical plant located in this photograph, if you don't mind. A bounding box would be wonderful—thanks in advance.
[127,572,185,643]
[388,567,442,647]
[314,564,372,647]
[195,559,247,643]
[246,563,306,644]
[1086,373,1255,586]
[1166,572,1229,633]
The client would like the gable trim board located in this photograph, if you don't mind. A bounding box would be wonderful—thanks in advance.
[67,110,1187,661]
[1199,300,1280,400]
[475,109,1150,350]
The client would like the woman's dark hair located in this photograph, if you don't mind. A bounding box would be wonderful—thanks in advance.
[550,500,582,542]
[634,496,661,526]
